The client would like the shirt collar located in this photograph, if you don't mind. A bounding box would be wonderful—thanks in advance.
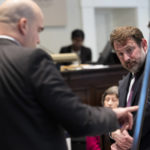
[0,35,21,46]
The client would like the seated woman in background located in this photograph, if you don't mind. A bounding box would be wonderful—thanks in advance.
[86,86,119,150]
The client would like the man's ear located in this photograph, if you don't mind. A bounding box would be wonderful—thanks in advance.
[141,38,148,52]
[18,18,28,35]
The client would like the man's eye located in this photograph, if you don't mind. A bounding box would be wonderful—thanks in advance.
[127,48,133,54]
[118,53,123,56]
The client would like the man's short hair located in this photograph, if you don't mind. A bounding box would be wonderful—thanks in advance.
[0,1,35,26]
[110,26,144,49]
[71,29,85,40]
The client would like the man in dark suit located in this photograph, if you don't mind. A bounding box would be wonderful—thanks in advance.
[110,26,149,150]
[0,1,138,150]
[60,29,92,65]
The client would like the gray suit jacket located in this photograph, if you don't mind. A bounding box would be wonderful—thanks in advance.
[0,39,119,150]
[119,65,150,150]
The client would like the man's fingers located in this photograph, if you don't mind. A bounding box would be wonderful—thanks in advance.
[120,123,128,132]
[116,144,128,150]
[123,130,134,144]
[122,129,131,136]
[120,112,133,131]
[128,112,133,130]
[126,106,139,113]
[124,106,138,130]
[113,106,138,131]
[113,105,138,119]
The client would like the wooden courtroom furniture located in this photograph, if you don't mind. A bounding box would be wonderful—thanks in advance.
[61,64,127,150]
[61,64,127,106]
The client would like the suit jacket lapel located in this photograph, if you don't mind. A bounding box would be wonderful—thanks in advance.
[131,72,144,106]
[80,47,84,62]
[119,73,131,107]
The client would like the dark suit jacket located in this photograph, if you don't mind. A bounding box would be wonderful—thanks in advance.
[59,45,92,65]
[0,39,119,150]
[97,41,120,65]
[119,64,150,150]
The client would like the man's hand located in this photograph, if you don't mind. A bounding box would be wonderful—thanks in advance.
[111,141,132,150]
[111,143,118,150]
[111,143,124,150]
[113,106,138,130]
[112,130,133,150]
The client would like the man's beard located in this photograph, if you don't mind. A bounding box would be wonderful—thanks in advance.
[124,57,145,73]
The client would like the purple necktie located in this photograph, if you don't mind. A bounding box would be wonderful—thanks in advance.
[126,77,136,107]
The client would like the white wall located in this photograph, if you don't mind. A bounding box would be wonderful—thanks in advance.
[95,8,137,55]
[95,8,113,55]
[39,0,82,54]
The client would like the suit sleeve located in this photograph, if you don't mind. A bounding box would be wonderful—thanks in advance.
[27,49,119,137]
[59,47,64,53]
[59,47,68,53]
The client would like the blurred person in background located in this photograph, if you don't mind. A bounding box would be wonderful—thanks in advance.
[59,29,92,65]
[86,86,120,150]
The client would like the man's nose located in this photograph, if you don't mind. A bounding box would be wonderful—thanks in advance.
[123,53,130,62]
